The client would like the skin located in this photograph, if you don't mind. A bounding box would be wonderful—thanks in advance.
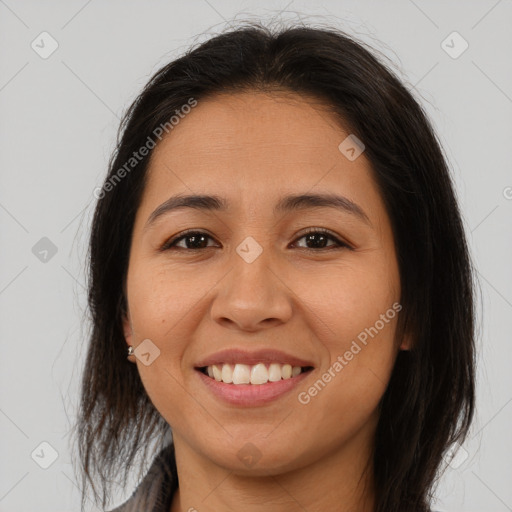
[123,90,410,512]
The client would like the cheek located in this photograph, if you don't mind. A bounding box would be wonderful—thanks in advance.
[128,262,208,334]
[295,310,399,443]
[290,254,400,410]
[288,252,400,344]
[125,265,208,426]
[124,266,201,402]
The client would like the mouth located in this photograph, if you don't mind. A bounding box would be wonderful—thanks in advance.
[195,362,315,407]
[195,363,315,385]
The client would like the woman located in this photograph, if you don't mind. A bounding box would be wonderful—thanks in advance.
[75,22,476,512]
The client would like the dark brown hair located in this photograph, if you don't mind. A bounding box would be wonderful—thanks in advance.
[74,21,476,512]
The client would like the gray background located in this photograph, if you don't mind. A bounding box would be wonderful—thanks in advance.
[1,1,511,511]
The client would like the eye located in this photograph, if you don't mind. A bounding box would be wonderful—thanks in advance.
[160,230,218,251]
[159,228,351,252]
[291,228,351,251]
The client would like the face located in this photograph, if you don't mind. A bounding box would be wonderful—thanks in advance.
[123,91,408,475]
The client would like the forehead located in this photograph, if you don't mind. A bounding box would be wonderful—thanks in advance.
[144,91,377,206]
[152,91,347,164]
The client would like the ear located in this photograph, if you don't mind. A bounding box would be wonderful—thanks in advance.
[399,332,412,351]
[123,313,137,363]
[123,312,133,346]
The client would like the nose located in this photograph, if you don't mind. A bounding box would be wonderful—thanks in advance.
[209,248,293,332]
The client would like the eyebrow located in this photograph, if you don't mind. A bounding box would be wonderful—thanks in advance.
[144,192,372,231]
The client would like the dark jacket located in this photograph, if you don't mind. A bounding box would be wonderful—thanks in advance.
[108,444,178,512]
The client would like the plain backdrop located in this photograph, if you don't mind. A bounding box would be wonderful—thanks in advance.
[1,1,511,511]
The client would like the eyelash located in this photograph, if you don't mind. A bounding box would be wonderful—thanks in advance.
[159,228,352,252]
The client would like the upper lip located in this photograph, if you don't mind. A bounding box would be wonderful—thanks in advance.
[195,348,315,368]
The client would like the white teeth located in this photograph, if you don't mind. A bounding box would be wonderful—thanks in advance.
[212,364,222,382]
[250,363,268,385]
[268,363,282,382]
[221,363,234,383]
[282,364,292,379]
[204,362,306,384]
[232,364,251,384]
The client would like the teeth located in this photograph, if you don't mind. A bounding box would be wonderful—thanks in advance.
[212,364,222,382]
[205,363,306,385]
[268,363,282,382]
[251,363,268,385]
[232,363,250,384]
[221,363,234,383]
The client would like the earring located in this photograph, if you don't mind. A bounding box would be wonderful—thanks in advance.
[127,345,135,361]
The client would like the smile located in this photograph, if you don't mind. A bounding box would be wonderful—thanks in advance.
[195,364,314,407]
[199,362,314,385]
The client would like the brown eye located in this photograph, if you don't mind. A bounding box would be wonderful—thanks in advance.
[292,229,351,251]
[160,230,217,251]
[160,228,351,252]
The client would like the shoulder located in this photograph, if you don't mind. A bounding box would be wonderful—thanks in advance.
[107,443,178,512]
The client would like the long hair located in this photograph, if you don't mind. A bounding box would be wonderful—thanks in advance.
[74,21,476,512]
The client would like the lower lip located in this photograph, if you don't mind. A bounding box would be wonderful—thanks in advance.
[195,368,313,407]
